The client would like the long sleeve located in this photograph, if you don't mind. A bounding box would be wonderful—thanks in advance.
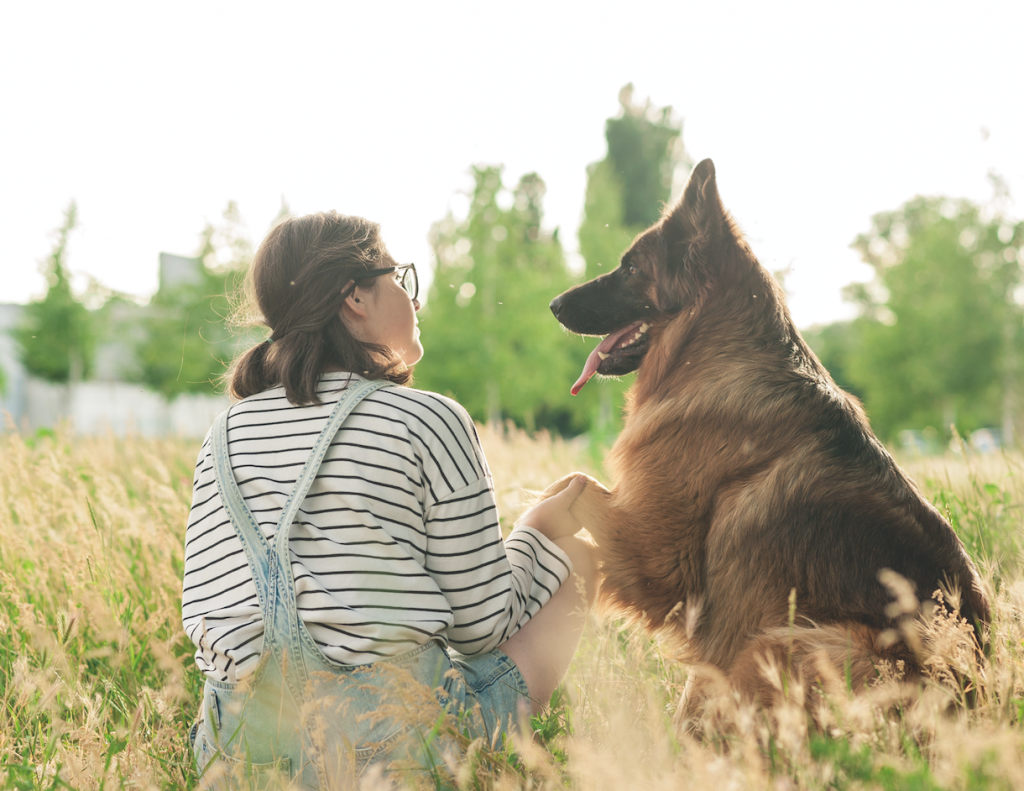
[424,477,572,654]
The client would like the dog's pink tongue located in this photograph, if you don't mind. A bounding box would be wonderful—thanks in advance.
[571,349,604,396]
[570,323,641,396]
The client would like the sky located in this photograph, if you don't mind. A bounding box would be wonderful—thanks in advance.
[2,0,1022,329]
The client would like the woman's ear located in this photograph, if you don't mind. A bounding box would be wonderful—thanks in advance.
[340,281,371,320]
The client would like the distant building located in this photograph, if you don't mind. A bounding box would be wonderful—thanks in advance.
[92,298,148,382]
[0,253,226,436]
[158,253,204,291]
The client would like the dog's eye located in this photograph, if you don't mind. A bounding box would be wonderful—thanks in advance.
[627,265,638,276]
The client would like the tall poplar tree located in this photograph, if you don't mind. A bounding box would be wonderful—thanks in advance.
[575,85,688,434]
[416,167,595,433]
[14,202,95,383]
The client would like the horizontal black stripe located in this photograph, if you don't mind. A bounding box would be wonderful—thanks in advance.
[430,488,492,508]
[183,575,252,604]
[184,546,244,576]
[194,604,261,622]
[184,519,231,550]
[301,568,432,579]
[424,554,505,576]
[295,506,426,538]
[314,623,420,645]
[441,569,513,595]
[210,620,255,651]
[428,522,497,541]
[229,413,327,432]
[447,586,509,612]
[310,638,392,657]
[427,504,496,524]
[427,537,502,558]
[182,562,251,594]
[189,490,220,512]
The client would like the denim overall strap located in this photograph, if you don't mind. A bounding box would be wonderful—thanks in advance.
[210,377,390,702]
[266,378,390,700]
[211,406,275,622]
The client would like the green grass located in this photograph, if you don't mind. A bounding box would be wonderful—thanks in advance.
[2,426,1024,789]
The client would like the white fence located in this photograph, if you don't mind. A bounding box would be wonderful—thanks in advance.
[3,379,228,438]
[1,301,228,438]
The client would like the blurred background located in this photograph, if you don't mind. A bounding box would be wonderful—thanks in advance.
[1,1,1022,453]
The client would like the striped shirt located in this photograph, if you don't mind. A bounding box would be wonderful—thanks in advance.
[181,372,572,682]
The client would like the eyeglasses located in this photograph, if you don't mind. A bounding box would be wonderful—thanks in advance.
[340,263,418,302]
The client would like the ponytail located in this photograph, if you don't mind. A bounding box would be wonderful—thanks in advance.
[226,339,275,402]
[225,212,413,406]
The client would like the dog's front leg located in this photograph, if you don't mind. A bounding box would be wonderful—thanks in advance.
[567,476,613,544]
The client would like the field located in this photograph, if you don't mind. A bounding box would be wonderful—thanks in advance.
[2,424,1024,790]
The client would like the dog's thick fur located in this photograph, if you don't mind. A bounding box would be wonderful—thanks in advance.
[549,160,989,711]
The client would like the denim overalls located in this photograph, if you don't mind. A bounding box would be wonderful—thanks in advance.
[189,379,529,788]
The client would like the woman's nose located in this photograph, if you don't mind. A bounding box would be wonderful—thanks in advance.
[413,298,421,312]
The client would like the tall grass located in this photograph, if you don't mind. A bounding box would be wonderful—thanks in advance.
[2,423,1024,789]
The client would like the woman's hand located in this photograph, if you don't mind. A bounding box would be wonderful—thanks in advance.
[516,475,587,541]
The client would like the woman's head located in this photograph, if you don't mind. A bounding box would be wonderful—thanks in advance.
[228,211,419,404]
[341,261,422,371]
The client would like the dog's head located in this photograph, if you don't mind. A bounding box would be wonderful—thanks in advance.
[551,159,743,394]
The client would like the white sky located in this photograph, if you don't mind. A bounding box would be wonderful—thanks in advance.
[2,0,1022,328]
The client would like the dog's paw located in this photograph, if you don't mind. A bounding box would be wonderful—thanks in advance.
[546,472,611,495]
[541,471,592,498]
[578,473,611,495]
[563,475,613,542]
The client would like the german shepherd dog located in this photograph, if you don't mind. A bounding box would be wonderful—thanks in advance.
[548,159,989,711]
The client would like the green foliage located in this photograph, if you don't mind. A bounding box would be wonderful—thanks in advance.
[135,203,253,398]
[13,202,96,383]
[417,167,606,434]
[577,159,636,278]
[920,469,1024,581]
[604,83,685,228]
[579,85,687,270]
[574,87,689,439]
[807,735,943,790]
[801,320,864,400]
[530,686,573,767]
[838,197,1023,441]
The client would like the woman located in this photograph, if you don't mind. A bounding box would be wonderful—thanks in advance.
[182,211,596,787]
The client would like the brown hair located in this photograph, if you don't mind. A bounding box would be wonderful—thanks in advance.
[227,211,412,405]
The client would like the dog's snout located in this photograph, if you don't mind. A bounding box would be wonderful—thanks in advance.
[549,295,563,318]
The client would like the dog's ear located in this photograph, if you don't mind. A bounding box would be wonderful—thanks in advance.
[663,159,726,269]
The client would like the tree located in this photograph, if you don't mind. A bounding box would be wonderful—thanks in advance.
[801,321,863,400]
[416,167,597,434]
[843,196,1023,442]
[604,83,687,228]
[579,85,688,268]
[135,203,253,397]
[14,202,95,383]
[575,86,689,435]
